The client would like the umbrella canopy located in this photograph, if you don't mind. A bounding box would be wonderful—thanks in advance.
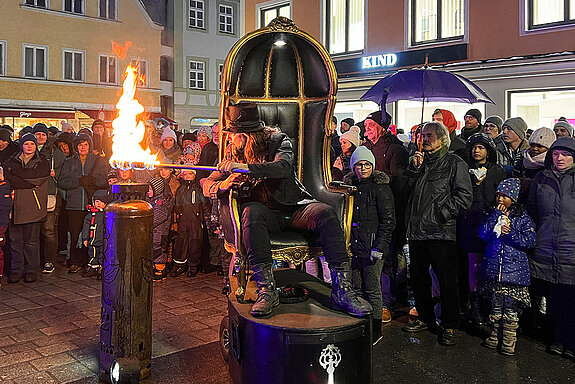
[361,67,495,108]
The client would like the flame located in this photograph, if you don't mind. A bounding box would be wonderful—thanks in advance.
[111,40,132,59]
[109,64,158,170]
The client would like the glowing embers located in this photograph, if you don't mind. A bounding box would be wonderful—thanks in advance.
[109,64,159,171]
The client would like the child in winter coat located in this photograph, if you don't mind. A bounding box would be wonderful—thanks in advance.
[344,146,396,344]
[148,177,174,280]
[82,189,111,278]
[171,169,207,278]
[479,178,536,355]
[0,167,12,286]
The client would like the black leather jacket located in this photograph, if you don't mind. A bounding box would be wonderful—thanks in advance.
[405,147,472,241]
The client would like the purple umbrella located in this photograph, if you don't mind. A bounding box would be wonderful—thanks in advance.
[361,67,494,121]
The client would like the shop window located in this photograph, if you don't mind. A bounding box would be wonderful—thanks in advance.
[0,42,5,77]
[189,60,205,90]
[527,0,575,29]
[131,59,148,88]
[326,0,364,55]
[509,88,575,129]
[99,55,116,84]
[260,3,290,28]
[411,0,465,45]
[25,0,47,8]
[63,50,84,81]
[99,0,116,20]
[23,45,47,79]
[219,4,234,34]
[189,0,205,29]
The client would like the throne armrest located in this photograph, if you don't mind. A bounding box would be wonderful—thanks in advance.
[328,181,357,195]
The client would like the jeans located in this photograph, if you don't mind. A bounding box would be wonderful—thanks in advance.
[10,222,41,275]
[352,257,384,320]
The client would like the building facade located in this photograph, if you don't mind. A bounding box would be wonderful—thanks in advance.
[171,0,243,131]
[0,0,163,132]
[244,0,575,131]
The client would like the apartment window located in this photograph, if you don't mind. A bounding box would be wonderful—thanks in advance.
[64,0,83,14]
[25,0,47,7]
[23,45,47,78]
[260,3,290,27]
[99,0,116,20]
[527,0,575,29]
[326,0,364,55]
[219,63,224,91]
[0,42,5,77]
[131,59,148,88]
[219,5,234,34]
[63,50,83,81]
[189,61,205,90]
[99,55,116,84]
[411,0,464,45]
[189,0,205,29]
[160,56,172,81]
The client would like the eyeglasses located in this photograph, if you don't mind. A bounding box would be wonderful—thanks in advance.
[484,124,498,130]
[464,115,476,120]
[354,163,372,169]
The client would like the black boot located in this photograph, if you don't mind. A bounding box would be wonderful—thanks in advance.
[372,319,383,345]
[330,262,372,317]
[250,263,279,317]
[469,291,484,326]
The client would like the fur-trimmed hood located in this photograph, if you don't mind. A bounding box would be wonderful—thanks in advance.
[343,169,390,185]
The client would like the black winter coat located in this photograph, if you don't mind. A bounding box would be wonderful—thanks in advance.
[362,131,409,177]
[344,171,396,259]
[82,208,105,247]
[175,179,208,239]
[0,180,12,228]
[197,141,219,180]
[59,153,109,211]
[405,148,473,241]
[459,161,507,253]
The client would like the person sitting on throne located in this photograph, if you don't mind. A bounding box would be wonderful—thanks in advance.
[202,101,372,318]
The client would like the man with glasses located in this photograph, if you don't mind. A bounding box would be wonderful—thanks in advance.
[482,116,503,139]
[460,109,483,141]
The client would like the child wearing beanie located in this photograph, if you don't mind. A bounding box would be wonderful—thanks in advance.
[332,126,361,180]
[81,190,112,279]
[342,146,395,345]
[479,178,536,356]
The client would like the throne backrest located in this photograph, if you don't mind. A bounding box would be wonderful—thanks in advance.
[220,17,345,219]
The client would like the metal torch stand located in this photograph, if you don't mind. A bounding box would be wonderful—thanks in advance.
[99,183,154,382]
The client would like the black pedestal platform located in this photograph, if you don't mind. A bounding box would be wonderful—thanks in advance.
[224,269,372,384]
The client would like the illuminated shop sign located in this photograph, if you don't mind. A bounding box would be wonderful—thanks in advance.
[361,54,398,69]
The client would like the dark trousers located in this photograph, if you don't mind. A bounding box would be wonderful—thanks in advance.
[207,232,232,272]
[352,257,384,320]
[10,222,41,275]
[40,211,58,265]
[68,210,88,267]
[547,282,575,350]
[241,202,347,267]
[174,226,202,267]
[409,240,460,329]
[57,201,69,252]
[87,244,104,267]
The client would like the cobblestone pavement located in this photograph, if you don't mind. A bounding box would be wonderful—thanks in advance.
[0,267,229,383]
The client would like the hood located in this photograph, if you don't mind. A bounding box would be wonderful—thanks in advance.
[544,136,575,168]
[438,109,457,133]
[466,132,497,164]
[343,169,390,185]
[73,133,93,154]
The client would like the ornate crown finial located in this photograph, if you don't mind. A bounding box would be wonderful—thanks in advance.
[267,16,299,32]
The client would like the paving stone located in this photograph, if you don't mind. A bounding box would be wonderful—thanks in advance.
[0,335,16,347]
[166,305,200,316]
[0,350,42,368]
[14,370,60,383]
[11,329,45,342]
[0,362,38,380]
[198,314,225,328]
[0,317,27,329]
[47,360,96,383]
[29,352,77,371]
[39,323,79,336]
[192,326,220,343]
[36,341,78,356]
[33,331,80,347]
[2,341,38,354]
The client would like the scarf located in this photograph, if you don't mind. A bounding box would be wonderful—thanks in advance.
[522,150,546,170]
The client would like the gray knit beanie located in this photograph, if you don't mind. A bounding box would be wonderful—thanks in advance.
[484,115,503,129]
[502,117,528,140]
[553,117,574,137]
[350,146,376,169]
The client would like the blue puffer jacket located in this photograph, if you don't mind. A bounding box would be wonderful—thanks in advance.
[479,206,536,286]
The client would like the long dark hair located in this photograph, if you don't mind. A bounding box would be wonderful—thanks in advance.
[229,127,274,163]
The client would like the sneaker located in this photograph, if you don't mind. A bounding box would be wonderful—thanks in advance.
[170,264,187,278]
[153,267,167,281]
[24,273,37,283]
[548,343,564,356]
[42,262,55,274]
[82,266,101,278]
[439,328,457,346]
[382,307,392,323]
[68,265,83,274]
[563,349,575,360]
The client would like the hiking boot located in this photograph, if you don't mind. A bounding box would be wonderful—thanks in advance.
[439,328,457,346]
[402,319,430,333]
[24,273,37,283]
[250,263,280,317]
[329,262,372,317]
[170,264,187,277]
[382,307,392,323]
[42,262,55,274]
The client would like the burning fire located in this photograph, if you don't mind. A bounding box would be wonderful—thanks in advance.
[109,64,158,170]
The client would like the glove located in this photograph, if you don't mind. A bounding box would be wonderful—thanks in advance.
[370,249,383,263]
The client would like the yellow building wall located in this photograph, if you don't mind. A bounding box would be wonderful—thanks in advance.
[0,0,162,109]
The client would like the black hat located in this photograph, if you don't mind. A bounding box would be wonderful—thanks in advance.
[19,133,38,151]
[0,128,12,142]
[365,110,392,129]
[465,109,482,123]
[92,189,113,205]
[466,132,497,163]
[1,124,13,133]
[223,102,265,133]
[182,132,196,142]
[91,119,105,130]
[342,118,355,127]
[48,126,60,136]
[33,123,49,136]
